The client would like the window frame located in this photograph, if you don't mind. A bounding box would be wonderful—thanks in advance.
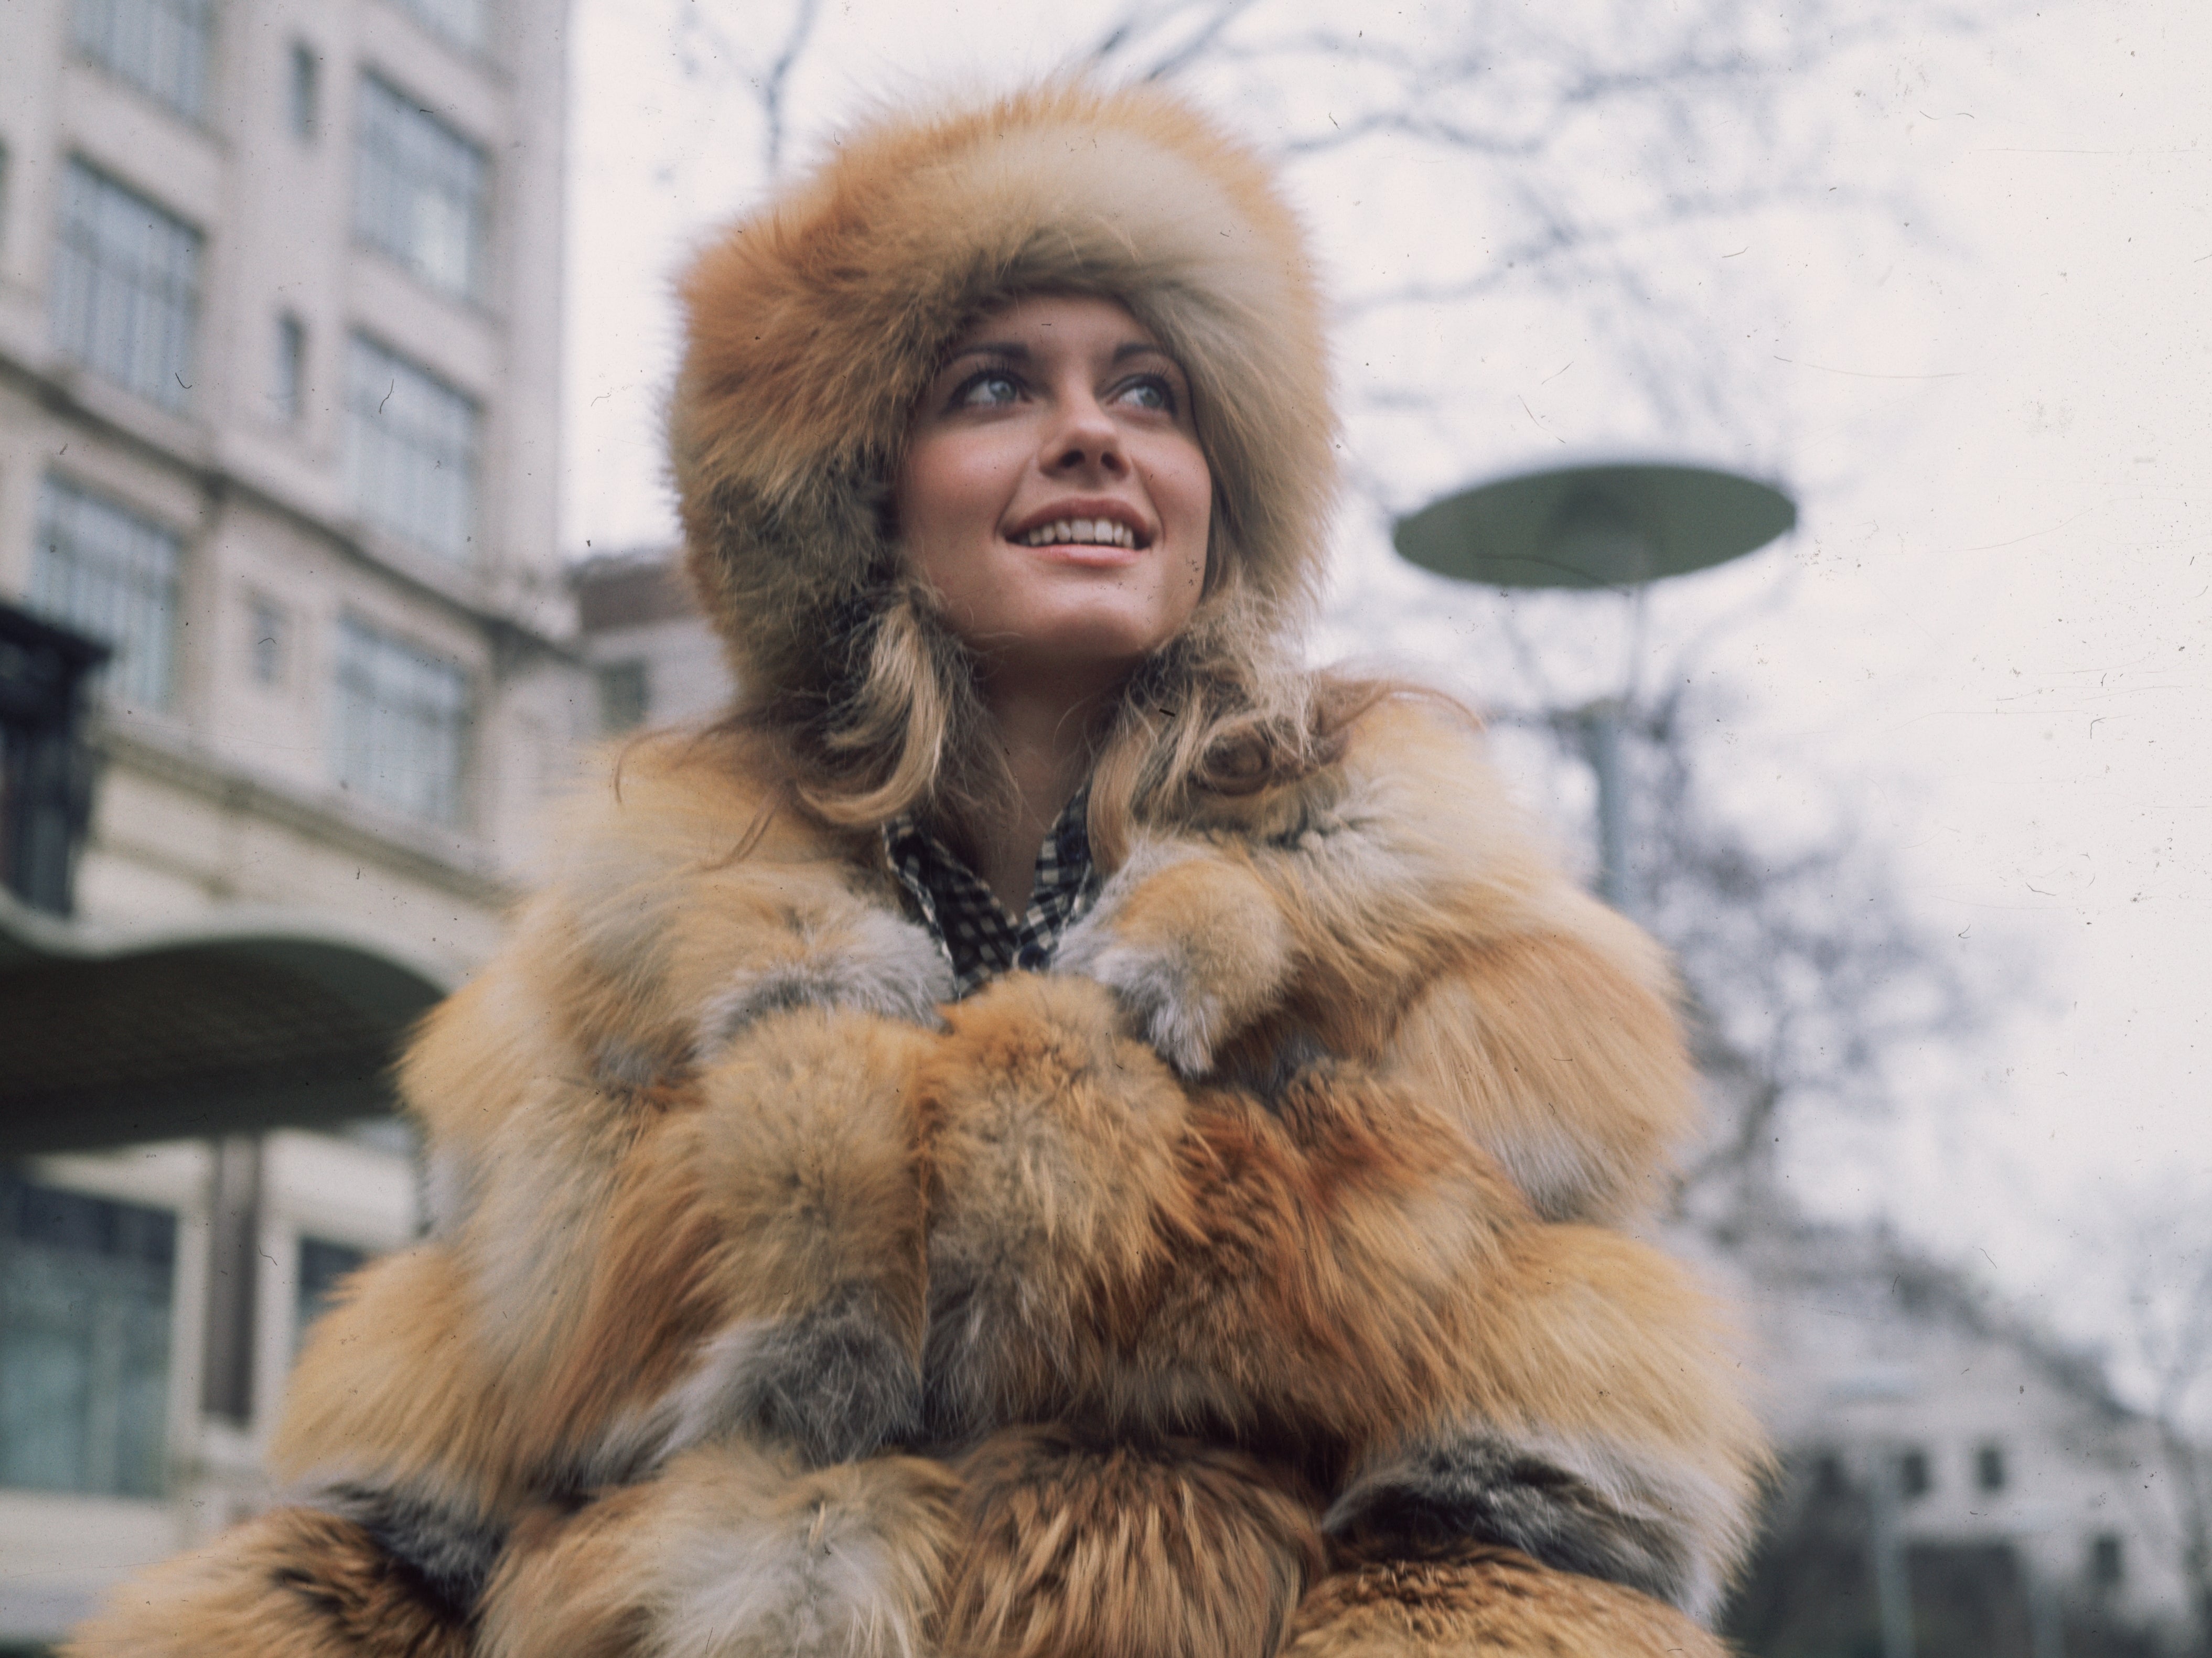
[50,157,203,414]
[248,1131,416,1436]
[287,40,320,142]
[30,471,186,711]
[1896,1446,1932,1500]
[351,70,490,303]
[342,331,484,565]
[0,1167,187,1501]
[72,0,215,123]
[291,1234,369,1354]
[596,659,650,735]
[390,0,491,55]
[246,593,288,688]
[2089,1531,2124,1588]
[271,311,307,427]
[1974,1441,2007,1493]
[328,610,474,828]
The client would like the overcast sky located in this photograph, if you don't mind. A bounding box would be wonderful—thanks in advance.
[560,0,2210,1348]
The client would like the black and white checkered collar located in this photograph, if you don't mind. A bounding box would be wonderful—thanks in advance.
[883,788,1099,999]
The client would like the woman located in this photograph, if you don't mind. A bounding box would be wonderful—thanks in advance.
[71,81,1763,1658]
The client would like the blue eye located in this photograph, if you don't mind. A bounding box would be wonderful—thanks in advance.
[1114,375,1176,414]
[953,370,1022,408]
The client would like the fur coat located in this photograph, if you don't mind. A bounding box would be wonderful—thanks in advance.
[69,82,1766,1658]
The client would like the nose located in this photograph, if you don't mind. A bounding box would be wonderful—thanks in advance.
[1041,386,1128,479]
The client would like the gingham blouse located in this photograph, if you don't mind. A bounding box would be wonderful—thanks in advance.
[883,789,1100,999]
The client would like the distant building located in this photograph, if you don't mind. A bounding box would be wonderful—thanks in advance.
[0,0,577,1641]
[572,547,733,734]
[1714,1211,2193,1654]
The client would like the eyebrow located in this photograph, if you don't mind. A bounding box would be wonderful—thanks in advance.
[944,340,1179,368]
[948,341,1030,363]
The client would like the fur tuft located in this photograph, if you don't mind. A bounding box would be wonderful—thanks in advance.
[1055,840,1292,1076]
[1284,1544,1730,1657]
[480,1445,963,1658]
[696,908,952,1060]
[944,1426,1324,1658]
[300,1480,507,1621]
[65,1506,470,1658]
[917,973,1195,1439]
[1322,1435,1697,1613]
[646,1287,925,1470]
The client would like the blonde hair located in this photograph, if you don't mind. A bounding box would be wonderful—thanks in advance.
[720,533,1378,871]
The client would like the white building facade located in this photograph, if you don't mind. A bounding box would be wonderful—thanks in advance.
[0,0,578,1641]
[1710,1214,2194,1653]
[572,546,733,735]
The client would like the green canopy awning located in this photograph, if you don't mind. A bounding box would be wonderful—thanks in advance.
[0,893,455,1157]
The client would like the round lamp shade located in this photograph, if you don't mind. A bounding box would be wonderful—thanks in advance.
[1393,460,1796,590]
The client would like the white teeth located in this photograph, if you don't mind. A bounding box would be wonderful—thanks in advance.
[1020,518,1137,548]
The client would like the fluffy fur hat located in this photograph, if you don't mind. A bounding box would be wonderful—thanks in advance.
[670,80,1337,701]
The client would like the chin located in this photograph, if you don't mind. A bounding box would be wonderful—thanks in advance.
[996,612,1184,687]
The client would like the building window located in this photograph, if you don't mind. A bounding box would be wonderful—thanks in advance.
[294,1236,367,1352]
[51,159,202,412]
[1976,1442,2007,1492]
[1812,1452,1846,1498]
[353,73,487,300]
[248,597,287,686]
[288,41,319,141]
[31,474,182,709]
[272,312,306,424]
[345,335,480,562]
[73,0,213,121]
[0,1172,177,1499]
[331,615,470,824]
[597,660,649,734]
[2090,1532,2124,1587]
[393,0,488,52]
[1897,1447,1931,1500]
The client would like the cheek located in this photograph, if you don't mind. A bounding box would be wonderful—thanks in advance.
[1168,535,1206,615]
[1159,449,1212,610]
[896,443,998,583]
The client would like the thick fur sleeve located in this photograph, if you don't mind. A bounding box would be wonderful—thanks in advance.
[266,742,950,1506]
[71,742,960,1656]
[1058,695,1694,1224]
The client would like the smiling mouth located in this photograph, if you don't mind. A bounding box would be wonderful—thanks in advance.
[1016,517,1146,551]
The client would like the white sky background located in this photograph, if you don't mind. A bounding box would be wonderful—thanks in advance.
[562,0,2211,1350]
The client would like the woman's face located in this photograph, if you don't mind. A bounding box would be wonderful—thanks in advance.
[896,294,1211,698]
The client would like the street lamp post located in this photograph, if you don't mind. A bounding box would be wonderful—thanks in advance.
[1393,460,1797,908]
[1830,1366,1924,1658]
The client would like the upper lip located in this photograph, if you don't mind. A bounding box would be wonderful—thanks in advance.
[1005,499,1155,549]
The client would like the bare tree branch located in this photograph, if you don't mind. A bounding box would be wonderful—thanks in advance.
[760,0,823,179]
[1335,181,1883,318]
[673,0,822,180]
[1082,0,1266,80]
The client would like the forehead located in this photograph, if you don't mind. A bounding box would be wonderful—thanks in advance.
[947,292,1167,357]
